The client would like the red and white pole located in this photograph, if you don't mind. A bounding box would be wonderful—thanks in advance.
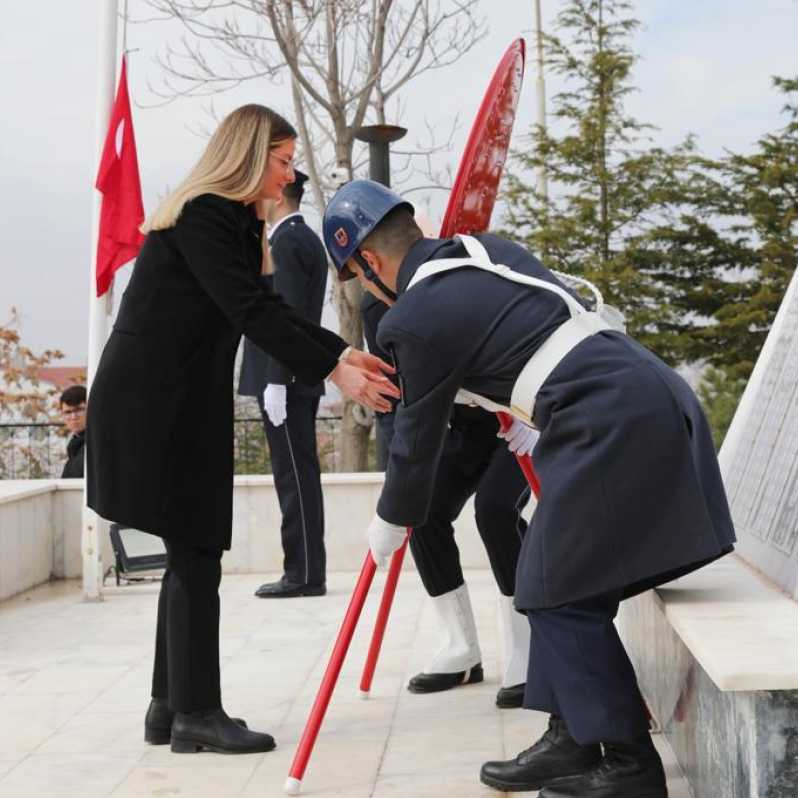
[285,550,379,795]
[358,531,411,698]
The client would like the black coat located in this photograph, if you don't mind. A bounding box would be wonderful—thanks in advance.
[61,431,85,479]
[376,234,736,609]
[86,194,346,550]
[239,214,328,399]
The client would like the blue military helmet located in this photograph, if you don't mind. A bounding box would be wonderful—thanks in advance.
[323,180,414,280]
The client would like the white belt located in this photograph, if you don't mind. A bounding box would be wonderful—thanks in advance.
[510,312,611,424]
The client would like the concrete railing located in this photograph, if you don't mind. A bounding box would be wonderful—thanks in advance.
[0,475,492,602]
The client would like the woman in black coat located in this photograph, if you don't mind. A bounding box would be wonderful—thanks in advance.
[86,104,397,755]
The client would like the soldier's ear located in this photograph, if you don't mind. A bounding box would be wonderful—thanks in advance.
[359,247,383,275]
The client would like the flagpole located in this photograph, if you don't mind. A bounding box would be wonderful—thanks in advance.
[82,0,119,601]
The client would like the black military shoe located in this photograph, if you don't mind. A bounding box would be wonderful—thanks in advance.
[145,698,248,745]
[171,708,275,754]
[539,738,667,798]
[254,576,326,598]
[495,682,525,708]
[407,663,484,693]
[480,715,601,792]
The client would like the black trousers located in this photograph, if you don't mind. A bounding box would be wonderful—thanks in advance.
[259,393,325,586]
[523,591,649,745]
[151,540,223,713]
[410,436,530,597]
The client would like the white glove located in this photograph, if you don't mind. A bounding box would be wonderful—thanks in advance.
[367,514,407,568]
[498,418,540,457]
[263,384,287,427]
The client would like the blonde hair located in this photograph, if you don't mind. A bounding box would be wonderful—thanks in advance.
[143,104,296,232]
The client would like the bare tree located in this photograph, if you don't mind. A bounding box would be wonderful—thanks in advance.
[0,309,66,479]
[136,0,485,470]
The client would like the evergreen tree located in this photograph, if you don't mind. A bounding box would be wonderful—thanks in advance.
[502,0,735,364]
[703,76,798,381]
[697,366,746,450]
[693,75,798,446]
[502,0,796,445]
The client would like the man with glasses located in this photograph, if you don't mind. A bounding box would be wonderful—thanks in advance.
[59,385,87,478]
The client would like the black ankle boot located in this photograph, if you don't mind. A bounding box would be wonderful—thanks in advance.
[495,682,525,709]
[144,698,176,745]
[539,734,667,797]
[407,663,484,693]
[170,708,275,754]
[480,715,602,792]
[144,698,248,745]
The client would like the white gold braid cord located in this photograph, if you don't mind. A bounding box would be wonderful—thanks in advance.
[550,269,605,315]
[550,270,626,333]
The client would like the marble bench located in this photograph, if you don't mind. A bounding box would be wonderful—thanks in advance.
[618,554,798,798]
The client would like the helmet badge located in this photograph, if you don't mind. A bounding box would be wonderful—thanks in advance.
[334,227,349,247]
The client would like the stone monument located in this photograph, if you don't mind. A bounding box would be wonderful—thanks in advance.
[719,265,798,598]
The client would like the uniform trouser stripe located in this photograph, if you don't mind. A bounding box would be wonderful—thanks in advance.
[283,419,309,583]
[260,393,325,585]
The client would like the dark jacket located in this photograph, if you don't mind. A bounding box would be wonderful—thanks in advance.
[361,291,500,456]
[86,194,346,550]
[61,430,85,479]
[375,234,736,609]
[239,214,328,399]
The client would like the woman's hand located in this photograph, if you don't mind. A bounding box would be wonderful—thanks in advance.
[344,348,396,379]
[329,360,400,413]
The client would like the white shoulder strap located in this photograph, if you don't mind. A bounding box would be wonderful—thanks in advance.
[406,234,588,318]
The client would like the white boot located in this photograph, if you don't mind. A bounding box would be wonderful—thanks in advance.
[425,583,482,673]
[499,594,530,688]
[408,584,483,693]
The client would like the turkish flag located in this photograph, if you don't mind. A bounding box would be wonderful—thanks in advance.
[95,56,145,297]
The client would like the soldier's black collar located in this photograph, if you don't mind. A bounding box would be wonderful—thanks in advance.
[396,238,451,296]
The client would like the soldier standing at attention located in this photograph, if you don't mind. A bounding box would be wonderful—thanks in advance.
[239,170,330,599]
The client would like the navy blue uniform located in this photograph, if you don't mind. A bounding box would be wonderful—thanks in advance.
[376,233,735,743]
[376,234,735,612]
[238,214,328,586]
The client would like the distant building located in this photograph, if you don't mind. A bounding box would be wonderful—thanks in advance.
[36,367,87,392]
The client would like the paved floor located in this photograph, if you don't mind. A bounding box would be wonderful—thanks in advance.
[0,571,691,797]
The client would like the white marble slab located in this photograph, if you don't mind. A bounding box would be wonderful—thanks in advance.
[656,554,798,690]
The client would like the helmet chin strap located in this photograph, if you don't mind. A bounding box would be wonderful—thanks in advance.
[354,251,398,303]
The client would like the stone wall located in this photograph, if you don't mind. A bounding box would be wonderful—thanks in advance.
[619,589,798,798]
[0,475,495,598]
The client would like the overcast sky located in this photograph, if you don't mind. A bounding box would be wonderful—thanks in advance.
[2,0,797,365]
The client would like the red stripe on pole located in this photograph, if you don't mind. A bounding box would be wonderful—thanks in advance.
[287,552,377,787]
[359,531,411,694]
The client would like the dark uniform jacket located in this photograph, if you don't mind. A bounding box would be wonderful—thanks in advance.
[376,234,736,609]
[362,291,500,459]
[61,431,85,479]
[239,214,328,399]
[86,194,346,550]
